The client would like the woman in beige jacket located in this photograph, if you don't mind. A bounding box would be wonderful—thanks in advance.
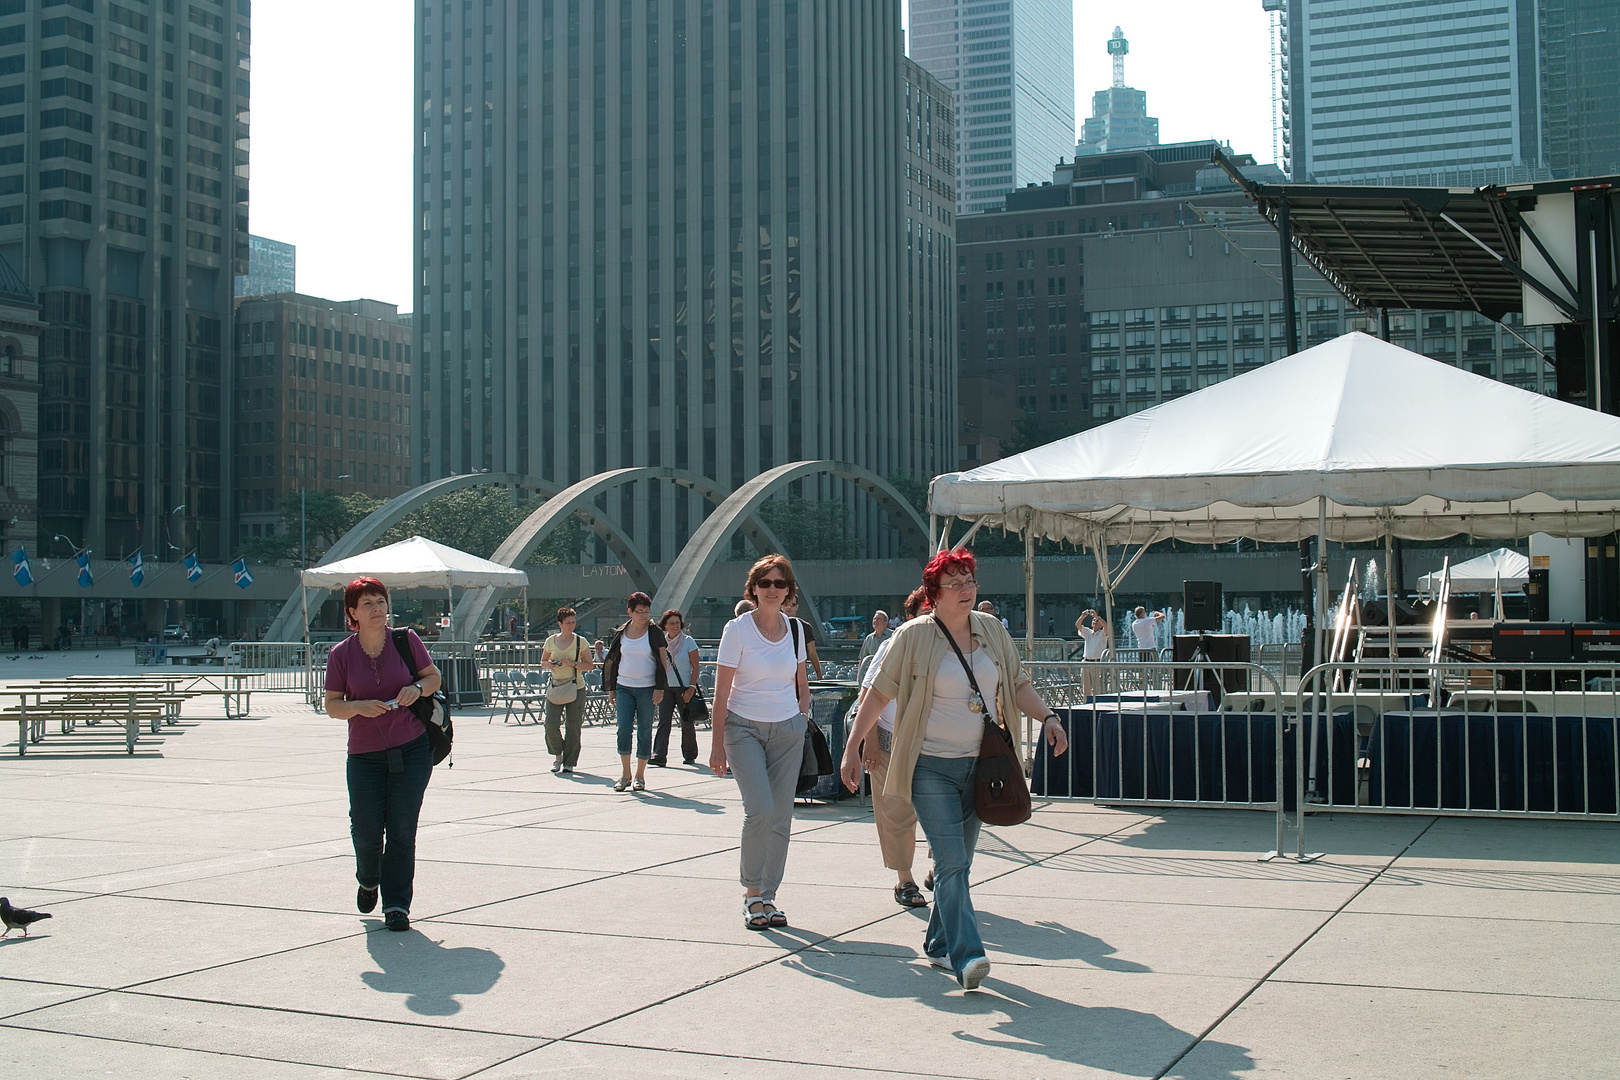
[840,549,1068,989]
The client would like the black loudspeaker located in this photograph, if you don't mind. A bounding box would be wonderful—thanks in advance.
[1182,580,1223,631]
[1525,568,1550,622]
[1171,634,1252,696]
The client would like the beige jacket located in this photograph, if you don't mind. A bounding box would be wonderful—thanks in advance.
[869,610,1031,803]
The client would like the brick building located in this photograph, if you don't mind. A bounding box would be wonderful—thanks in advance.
[231,295,415,541]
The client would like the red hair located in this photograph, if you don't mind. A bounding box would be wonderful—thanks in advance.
[921,549,976,609]
[343,577,389,630]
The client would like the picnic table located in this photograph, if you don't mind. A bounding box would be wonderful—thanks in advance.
[1,683,189,756]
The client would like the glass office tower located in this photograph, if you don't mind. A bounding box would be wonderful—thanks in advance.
[416,1,950,561]
[0,0,250,560]
[908,0,1075,216]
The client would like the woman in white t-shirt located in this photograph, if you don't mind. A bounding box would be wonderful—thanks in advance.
[710,554,810,931]
[853,586,930,908]
[602,592,668,792]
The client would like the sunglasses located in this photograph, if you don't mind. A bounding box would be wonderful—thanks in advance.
[755,578,791,590]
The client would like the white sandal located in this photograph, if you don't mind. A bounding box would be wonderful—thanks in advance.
[743,897,770,931]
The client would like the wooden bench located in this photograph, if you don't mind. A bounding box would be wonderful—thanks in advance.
[1,690,173,756]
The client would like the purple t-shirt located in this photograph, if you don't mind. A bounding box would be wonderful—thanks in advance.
[326,630,433,754]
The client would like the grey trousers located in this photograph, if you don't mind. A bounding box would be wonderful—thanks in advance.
[723,712,807,902]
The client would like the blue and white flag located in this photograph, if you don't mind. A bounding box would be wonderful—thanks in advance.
[184,552,203,583]
[76,550,93,588]
[232,556,253,589]
[129,548,144,588]
[11,547,30,587]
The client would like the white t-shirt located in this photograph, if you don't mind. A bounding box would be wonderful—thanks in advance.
[861,636,899,732]
[616,629,658,687]
[1078,622,1108,660]
[664,631,697,687]
[923,646,999,758]
[716,613,806,723]
[1132,617,1158,651]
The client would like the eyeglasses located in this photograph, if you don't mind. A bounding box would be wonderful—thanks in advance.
[938,578,978,591]
[755,578,791,590]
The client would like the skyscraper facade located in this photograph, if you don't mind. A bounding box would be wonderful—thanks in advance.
[1075,28,1158,156]
[908,0,1075,216]
[902,55,956,487]
[1539,0,1620,179]
[1286,0,1546,186]
[0,0,250,562]
[417,2,950,563]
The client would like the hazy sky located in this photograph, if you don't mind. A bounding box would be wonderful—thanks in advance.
[250,1,1275,312]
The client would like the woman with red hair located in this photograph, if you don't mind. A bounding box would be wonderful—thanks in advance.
[841,549,1068,989]
[324,577,443,932]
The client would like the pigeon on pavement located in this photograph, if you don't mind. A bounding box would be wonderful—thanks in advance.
[1,897,52,938]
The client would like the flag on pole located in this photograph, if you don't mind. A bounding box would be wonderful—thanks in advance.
[232,556,254,589]
[76,550,94,588]
[11,547,30,587]
[184,552,202,583]
[129,548,144,587]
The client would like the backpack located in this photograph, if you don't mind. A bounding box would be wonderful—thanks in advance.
[390,629,453,767]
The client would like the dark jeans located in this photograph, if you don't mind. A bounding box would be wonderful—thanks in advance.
[347,732,432,915]
[653,691,700,763]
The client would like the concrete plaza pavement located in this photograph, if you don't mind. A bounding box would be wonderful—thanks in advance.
[1,648,1617,1078]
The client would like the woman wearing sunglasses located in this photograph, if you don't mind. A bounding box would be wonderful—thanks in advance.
[710,554,811,931]
[841,549,1068,989]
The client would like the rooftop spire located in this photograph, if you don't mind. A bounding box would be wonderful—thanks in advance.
[1108,26,1129,88]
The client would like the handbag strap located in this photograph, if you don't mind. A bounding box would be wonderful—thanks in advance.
[389,630,422,687]
[669,634,687,689]
[933,616,998,728]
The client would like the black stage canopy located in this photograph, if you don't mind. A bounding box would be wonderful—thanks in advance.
[1212,151,1616,324]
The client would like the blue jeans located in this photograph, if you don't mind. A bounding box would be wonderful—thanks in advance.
[616,686,657,759]
[347,732,433,915]
[910,754,984,977]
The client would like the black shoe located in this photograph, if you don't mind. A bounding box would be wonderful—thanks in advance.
[357,886,378,914]
[561,765,574,775]
[384,910,410,932]
[648,757,667,767]
[923,870,935,891]
[682,759,697,766]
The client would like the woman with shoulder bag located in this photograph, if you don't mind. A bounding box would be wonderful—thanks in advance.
[651,609,703,767]
[840,550,1068,989]
[541,606,593,775]
[324,577,444,933]
[710,554,811,931]
[601,591,668,792]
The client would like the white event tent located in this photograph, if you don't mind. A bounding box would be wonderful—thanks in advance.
[929,332,1620,655]
[1417,547,1530,596]
[299,536,529,643]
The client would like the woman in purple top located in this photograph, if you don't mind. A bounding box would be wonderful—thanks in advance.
[324,577,443,932]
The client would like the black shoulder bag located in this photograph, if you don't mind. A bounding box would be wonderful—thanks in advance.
[789,617,833,794]
[391,629,454,767]
[934,617,1030,826]
[669,636,710,726]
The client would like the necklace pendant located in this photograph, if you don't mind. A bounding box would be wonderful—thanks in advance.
[968,693,985,713]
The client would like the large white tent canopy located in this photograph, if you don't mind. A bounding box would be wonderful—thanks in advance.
[930,333,1620,549]
[299,536,529,592]
[1418,547,1530,595]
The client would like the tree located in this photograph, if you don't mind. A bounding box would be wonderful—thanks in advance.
[380,485,588,565]
[757,496,863,560]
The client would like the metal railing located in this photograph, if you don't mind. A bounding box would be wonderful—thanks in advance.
[1284,661,1620,859]
[1021,659,1290,857]
[1256,642,1303,683]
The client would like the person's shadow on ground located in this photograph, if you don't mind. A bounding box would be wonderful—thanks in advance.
[785,942,1252,1078]
[361,921,504,1016]
[975,911,1152,972]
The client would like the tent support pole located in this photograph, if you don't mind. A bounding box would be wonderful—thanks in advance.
[1279,198,1300,356]
[1314,498,1328,677]
[1024,529,1035,664]
[301,586,311,711]
[1385,523,1397,687]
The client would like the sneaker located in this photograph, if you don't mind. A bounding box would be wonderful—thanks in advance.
[561,766,574,775]
[551,757,564,774]
[356,886,378,914]
[959,955,990,990]
[384,910,410,932]
[926,952,952,971]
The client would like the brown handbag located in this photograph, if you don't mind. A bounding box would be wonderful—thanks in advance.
[935,618,1032,826]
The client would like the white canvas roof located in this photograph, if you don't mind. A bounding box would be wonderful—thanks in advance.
[931,333,1620,548]
[1417,547,1530,595]
[299,535,529,591]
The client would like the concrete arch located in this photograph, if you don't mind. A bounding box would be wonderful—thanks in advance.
[451,466,817,641]
[264,472,558,640]
[652,460,932,629]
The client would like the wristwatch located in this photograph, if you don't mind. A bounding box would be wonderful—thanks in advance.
[413,682,423,694]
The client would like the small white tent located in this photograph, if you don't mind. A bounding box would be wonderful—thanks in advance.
[299,536,528,641]
[1417,548,1530,596]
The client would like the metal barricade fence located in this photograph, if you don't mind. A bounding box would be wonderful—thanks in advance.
[1284,660,1620,859]
[225,642,311,692]
[1022,659,1290,857]
[1256,643,1302,684]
